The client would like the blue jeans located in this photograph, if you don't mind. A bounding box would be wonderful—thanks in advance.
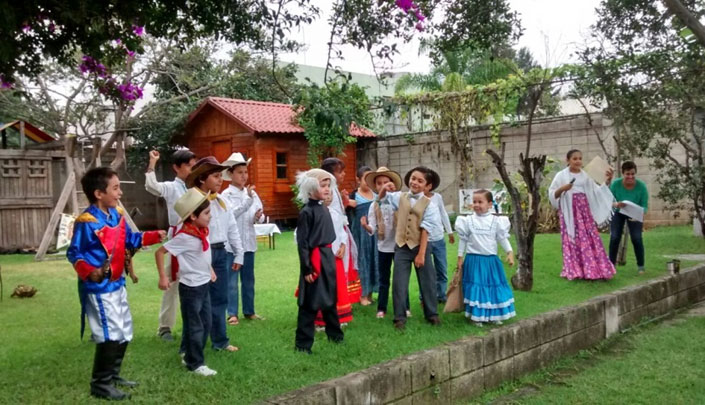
[609,212,645,267]
[419,239,448,302]
[227,251,256,317]
[179,282,211,371]
[209,247,230,349]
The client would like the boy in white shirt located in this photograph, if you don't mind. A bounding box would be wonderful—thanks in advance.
[222,153,266,324]
[144,149,196,342]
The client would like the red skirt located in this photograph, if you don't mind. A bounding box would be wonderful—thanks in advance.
[315,257,353,326]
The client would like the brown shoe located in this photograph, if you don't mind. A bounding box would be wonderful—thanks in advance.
[427,316,441,326]
[394,320,406,330]
[244,314,265,321]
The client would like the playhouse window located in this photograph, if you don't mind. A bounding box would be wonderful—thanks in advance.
[276,152,287,179]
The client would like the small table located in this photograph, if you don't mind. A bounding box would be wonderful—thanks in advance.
[254,223,281,249]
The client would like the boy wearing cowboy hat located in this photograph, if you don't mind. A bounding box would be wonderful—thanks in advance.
[187,157,243,353]
[221,152,266,324]
[155,188,219,376]
[145,148,197,342]
[377,166,443,330]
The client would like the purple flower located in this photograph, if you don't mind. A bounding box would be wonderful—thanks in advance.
[414,9,425,21]
[396,0,414,13]
[415,21,424,32]
[48,23,55,33]
[1,78,12,89]
[126,50,135,58]
[21,24,31,33]
[115,39,122,45]
[132,25,144,36]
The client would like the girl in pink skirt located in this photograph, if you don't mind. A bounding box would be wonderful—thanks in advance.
[549,149,616,280]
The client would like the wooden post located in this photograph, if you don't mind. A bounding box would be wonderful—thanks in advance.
[19,121,26,150]
[65,136,79,215]
[35,172,75,260]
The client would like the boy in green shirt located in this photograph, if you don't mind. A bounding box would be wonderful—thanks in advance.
[609,161,649,273]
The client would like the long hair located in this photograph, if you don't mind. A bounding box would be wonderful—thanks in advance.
[296,169,332,205]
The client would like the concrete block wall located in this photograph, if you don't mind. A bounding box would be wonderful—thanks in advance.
[358,113,691,227]
[266,263,705,404]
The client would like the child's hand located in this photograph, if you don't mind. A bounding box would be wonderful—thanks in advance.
[158,274,169,290]
[254,209,263,221]
[157,230,167,241]
[232,263,241,271]
[414,253,425,268]
[336,244,346,259]
[507,252,515,266]
[305,274,315,283]
[363,224,373,234]
[129,272,139,284]
[88,268,104,282]
[613,202,626,209]
[246,184,256,197]
[360,216,368,226]
[149,150,160,162]
[448,234,455,244]
[605,168,614,184]
[210,268,217,282]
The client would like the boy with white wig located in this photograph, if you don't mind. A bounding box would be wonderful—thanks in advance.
[294,169,344,354]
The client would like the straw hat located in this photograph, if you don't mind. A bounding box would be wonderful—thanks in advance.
[174,188,210,223]
[222,152,252,181]
[365,167,402,191]
[404,166,440,191]
[186,156,226,187]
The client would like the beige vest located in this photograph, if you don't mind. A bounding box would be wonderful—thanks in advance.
[395,192,431,249]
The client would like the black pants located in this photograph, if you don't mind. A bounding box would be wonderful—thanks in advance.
[377,251,409,313]
[179,282,211,371]
[609,212,645,267]
[393,245,437,323]
[295,305,343,350]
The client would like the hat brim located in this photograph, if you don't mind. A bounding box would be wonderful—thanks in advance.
[365,170,402,192]
[222,159,252,181]
[186,163,227,188]
[177,192,210,224]
[404,167,440,191]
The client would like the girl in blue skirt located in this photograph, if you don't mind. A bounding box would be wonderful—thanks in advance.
[455,189,516,326]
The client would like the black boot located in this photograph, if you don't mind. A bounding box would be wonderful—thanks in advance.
[90,342,130,400]
[112,342,138,388]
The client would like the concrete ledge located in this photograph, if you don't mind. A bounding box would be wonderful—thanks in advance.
[266,264,705,404]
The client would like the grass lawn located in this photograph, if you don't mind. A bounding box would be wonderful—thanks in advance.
[471,308,705,404]
[0,225,703,403]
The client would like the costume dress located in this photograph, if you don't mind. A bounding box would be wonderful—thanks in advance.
[351,191,379,297]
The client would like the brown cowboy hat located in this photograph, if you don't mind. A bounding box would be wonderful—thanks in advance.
[404,166,440,191]
[365,167,402,191]
[186,156,227,187]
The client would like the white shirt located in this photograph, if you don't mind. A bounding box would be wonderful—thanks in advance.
[221,185,265,252]
[207,196,244,265]
[164,232,212,287]
[366,202,396,253]
[428,192,453,242]
[380,191,443,240]
[144,172,187,227]
[455,213,513,256]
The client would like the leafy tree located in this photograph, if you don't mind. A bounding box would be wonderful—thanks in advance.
[574,0,705,237]
[293,77,372,166]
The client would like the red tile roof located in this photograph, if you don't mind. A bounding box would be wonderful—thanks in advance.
[188,97,376,138]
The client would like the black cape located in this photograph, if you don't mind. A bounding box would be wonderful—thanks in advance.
[296,199,337,310]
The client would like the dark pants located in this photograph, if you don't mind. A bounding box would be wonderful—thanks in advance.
[227,251,256,317]
[393,245,438,323]
[209,247,230,349]
[295,305,343,351]
[179,282,212,371]
[378,251,409,313]
[609,212,645,267]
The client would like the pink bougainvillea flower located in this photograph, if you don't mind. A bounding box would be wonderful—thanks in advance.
[395,0,414,13]
[414,9,425,21]
[415,21,424,32]
[126,50,135,58]
[132,25,144,36]
[21,24,31,33]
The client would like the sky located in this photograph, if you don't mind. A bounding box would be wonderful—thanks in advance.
[278,0,603,75]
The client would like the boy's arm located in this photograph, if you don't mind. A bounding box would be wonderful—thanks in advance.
[154,245,170,290]
[364,203,377,235]
[145,151,167,197]
[414,229,428,268]
[225,188,255,218]
[296,210,314,276]
[228,213,244,266]
[67,221,102,281]
[125,222,163,250]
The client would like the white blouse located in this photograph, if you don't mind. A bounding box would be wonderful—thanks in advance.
[455,213,513,256]
[366,202,396,253]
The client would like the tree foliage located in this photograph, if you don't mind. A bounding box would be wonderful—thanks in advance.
[573,0,705,236]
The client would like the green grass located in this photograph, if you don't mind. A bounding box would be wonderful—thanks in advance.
[0,226,703,404]
[470,310,705,404]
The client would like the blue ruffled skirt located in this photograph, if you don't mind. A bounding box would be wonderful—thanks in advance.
[462,254,516,322]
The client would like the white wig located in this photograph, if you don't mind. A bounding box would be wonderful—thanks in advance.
[296,168,333,204]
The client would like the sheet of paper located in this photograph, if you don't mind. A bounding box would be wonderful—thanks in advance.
[619,200,644,222]
[584,155,612,185]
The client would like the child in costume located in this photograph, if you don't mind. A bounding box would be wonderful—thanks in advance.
[67,167,164,400]
[222,152,266,324]
[455,189,516,326]
[294,169,345,353]
[155,188,219,376]
[350,165,378,306]
[362,167,410,319]
[187,156,243,352]
[422,190,454,304]
[378,166,442,330]
[145,149,197,342]
[548,149,616,280]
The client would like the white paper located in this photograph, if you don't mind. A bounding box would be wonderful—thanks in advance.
[56,213,76,250]
[619,200,644,222]
[584,155,612,185]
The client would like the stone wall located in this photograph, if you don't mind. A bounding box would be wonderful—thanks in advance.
[266,264,705,404]
[358,113,690,227]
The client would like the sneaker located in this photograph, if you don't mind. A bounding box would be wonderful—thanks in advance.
[493,320,503,326]
[474,322,484,328]
[192,365,217,376]
[376,311,385,319]
[406,310,412,317]
[158,328,174,341]
[315,326,325,333]
[638,266,645,275]
[180,352,186,366]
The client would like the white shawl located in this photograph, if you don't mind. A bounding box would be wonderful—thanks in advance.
[548,168,614,239]
[328,179,358,274]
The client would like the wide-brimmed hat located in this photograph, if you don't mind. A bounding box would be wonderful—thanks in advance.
[186,156,226,187]
[404,166,440,191]
[174,188,210,223]
[365,167,402,191]
[222,152,252,181]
